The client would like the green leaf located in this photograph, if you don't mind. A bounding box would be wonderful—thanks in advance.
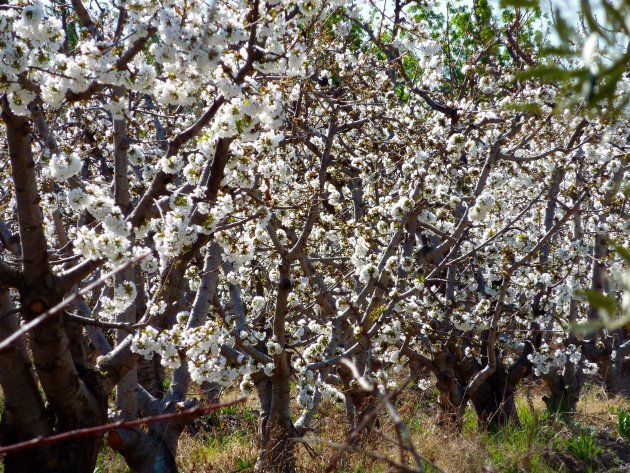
[517,65,586,82]
[539,46,575,57]
[573,314,630,334]
[580,0,606,37]
[575,289,618,315]
[499,0,540,7]
[588,53,630,104]
[554,9,574,42]
[615,246,630,264]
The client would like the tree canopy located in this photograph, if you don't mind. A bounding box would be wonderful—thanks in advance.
[0,0,628,472]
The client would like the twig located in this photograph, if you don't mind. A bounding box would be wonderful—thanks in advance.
[0,397,246,456]
[64,311,141,333]
[0,255,146,353]
[298,437,425,473]
[322,363,396,472]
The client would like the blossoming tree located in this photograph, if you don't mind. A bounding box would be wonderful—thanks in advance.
[0,0,628,472]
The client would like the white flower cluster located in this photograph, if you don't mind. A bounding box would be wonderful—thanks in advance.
[1,3,65,113]
[238,328,265,347]
[152,211,198,269]
[296,371,344,410]
[378,320,403,345]
[446,133,466,155]
[100,281,137,321]
[390,195,414,219]
[131,321,247,387]
[350,235,372,280]
[48,152,82,181]
[469,192,495,222]
[251,296,266,312]
[239,373,255,395]
[527,344,586,376]
[68,184,150,266]
[265,336,283,356]
[358,263,376,284]
[453,299,493,331]
[293,326,333,373]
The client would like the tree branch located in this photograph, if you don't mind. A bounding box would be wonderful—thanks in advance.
[0,397,246,456]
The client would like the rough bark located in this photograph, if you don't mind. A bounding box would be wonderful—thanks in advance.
[115,267,138,419]
[2,98,49,284]
[255,261,296,473]
[3,96,108,473]
[469,366,519,430]
[0,290,53,471]
[254,368,295,473]
[542,364,583,415]
[107,427,177,473]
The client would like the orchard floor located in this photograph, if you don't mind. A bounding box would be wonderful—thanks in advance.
[95,381,630,472]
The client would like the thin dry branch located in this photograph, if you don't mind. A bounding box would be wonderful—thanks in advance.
[64,311,139,333]
[0,254,146,353]
[0,397,246,456]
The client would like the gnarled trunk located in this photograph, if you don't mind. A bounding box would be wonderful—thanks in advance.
[433,351,466,428]
[542,362,582,415]
[254,369,295,473]
[0,291,52,472]
[583,339,630,397]
[108,427,178,473]
[339,361,379,432]
[601,357,630,396]
[434,363,519,430]
[433,346,529,431]
[469,368,519,430]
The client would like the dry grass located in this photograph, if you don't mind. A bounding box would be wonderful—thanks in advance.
[177,431,256,473]
[574,382,630,430]
[93,382,630,473]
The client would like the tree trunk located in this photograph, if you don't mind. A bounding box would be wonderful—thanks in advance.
[2,96,109,473]
[433,351,521,431]
[254,374,272,468]
[108,427,177,473]
[0,291,52,472]
[254,371,295,473]
[137,356,165,399]
[583,340,630,397]
[542,363,582,415]
[469,369,519,430]
[433,351,466,428]
[601,358,630,396]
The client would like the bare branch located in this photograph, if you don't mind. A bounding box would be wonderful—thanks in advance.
[0,397,246,456]
[64,311,137,333]
[2,96,50,284]
[0,258,21,288]
[58,257,104,292]
[0,255,146,354]
[71,0,103,41]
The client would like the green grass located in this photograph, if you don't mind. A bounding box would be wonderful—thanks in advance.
[202,430,251,455]
[566,431,602,464]
[94,444,129,473]
[462,405,478,432]
[479,403,557,472]
[615,406,630,439]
